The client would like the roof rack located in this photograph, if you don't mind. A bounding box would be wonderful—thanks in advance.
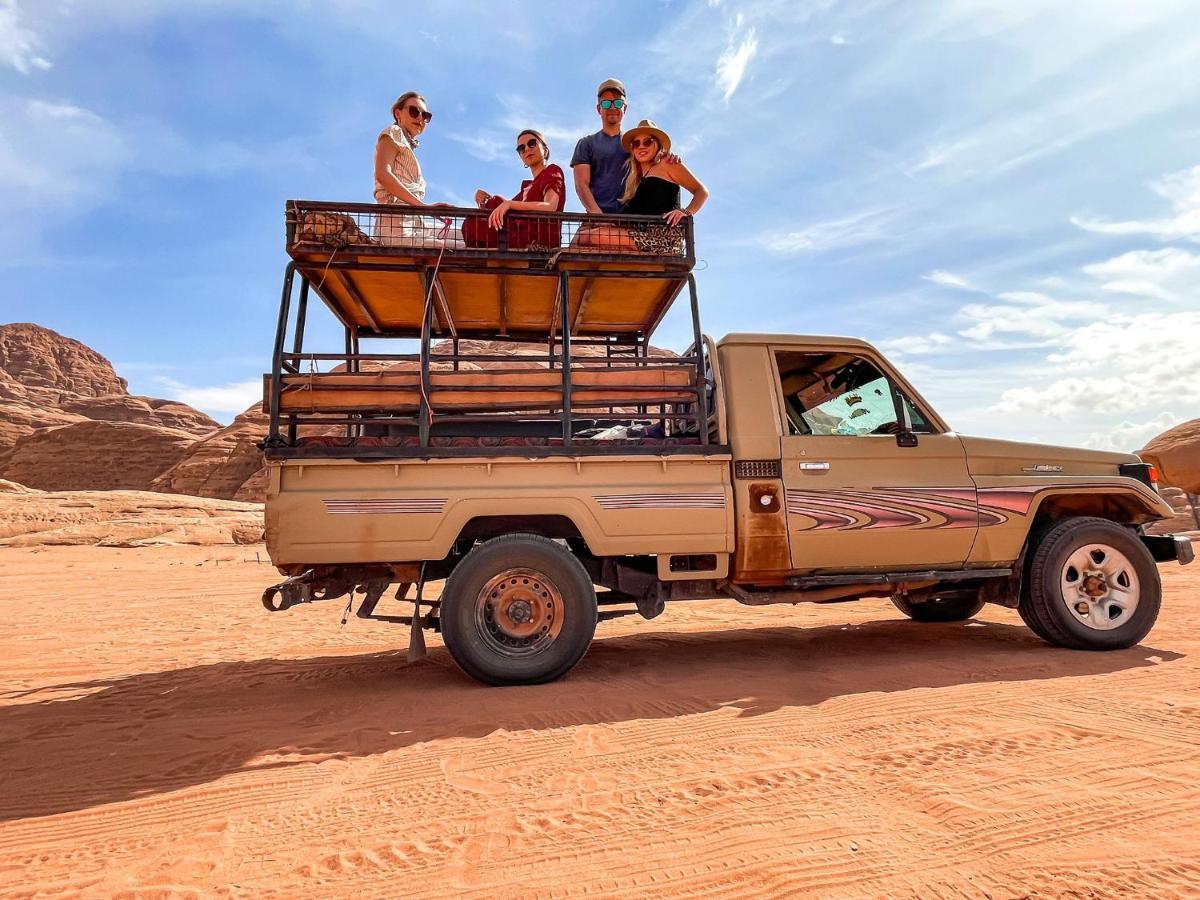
[266,201,712,454]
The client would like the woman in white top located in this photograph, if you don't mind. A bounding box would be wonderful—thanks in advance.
[373,92,459,247]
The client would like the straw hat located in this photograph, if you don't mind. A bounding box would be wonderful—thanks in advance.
[621,119,671,154]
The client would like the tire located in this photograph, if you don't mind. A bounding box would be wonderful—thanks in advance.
[1020,516,1160,650]
[439,533,598,685]
[891,588,986,622]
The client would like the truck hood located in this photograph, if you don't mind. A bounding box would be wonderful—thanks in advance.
[958,435,1140,478]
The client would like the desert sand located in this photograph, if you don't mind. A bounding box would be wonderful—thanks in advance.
[1,546,1197,897]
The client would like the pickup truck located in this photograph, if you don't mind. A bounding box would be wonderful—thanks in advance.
[262,202,1193,685]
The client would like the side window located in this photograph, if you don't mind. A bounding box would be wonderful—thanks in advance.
[775,351,932,437]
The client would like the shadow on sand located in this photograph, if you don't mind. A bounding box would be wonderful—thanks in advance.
[0,616,1183,821]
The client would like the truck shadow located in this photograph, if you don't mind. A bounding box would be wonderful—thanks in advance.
[0,617,1182,822]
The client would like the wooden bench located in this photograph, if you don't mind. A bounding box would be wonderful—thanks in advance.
[274,365,697,414]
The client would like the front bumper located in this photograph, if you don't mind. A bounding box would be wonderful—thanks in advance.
[1142,533,1195,565]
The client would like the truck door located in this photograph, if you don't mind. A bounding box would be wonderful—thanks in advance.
[773,348,977,573]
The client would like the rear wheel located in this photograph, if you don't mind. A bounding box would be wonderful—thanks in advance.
[1020,517,1160,650]
[891,588,986,622]
[439,534,597,685]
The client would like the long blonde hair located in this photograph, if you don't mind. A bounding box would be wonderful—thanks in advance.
[619,138,664,205]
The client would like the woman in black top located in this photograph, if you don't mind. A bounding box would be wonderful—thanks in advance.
[574,119,708,252]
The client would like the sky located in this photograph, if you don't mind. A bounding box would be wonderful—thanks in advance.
[2,0,1199,451]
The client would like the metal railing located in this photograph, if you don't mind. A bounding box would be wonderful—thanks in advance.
[286,200,695,266]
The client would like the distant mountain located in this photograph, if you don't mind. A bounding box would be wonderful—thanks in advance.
[0,323,219,491]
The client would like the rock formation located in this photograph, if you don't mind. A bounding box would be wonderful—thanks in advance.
[1141,418,1200,494]
[0,322,128,398]
[152,406,273,501]
[0,322,219,495]
[0,479,263,547]
[0,420,199,492]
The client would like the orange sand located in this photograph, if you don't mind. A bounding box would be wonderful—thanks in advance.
[1,545,1197,896]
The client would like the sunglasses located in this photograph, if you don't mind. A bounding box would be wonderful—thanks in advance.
[515,138,542,153]
[629,136,658,149]
[406,105,433,123]
[599,98,626,110]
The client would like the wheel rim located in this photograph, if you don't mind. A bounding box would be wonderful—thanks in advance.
[1059,543,1140,631]
[475,568,565,657]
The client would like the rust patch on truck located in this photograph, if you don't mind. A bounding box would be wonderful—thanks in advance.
[733,480,791,580]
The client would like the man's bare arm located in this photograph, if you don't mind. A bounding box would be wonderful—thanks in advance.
[573,164,602,214]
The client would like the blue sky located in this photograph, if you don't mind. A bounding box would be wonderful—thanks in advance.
[3,0,1199,450]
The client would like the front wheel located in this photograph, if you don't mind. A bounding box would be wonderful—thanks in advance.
[891,588,985,622]
[439,534,598,685]
[1020,517,1160,650]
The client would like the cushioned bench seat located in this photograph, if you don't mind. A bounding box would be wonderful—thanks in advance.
[276,366,696,414]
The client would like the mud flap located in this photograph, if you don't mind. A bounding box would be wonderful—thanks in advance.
[408,565,428,663]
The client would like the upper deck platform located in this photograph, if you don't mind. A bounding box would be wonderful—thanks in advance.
[286,200,695,342]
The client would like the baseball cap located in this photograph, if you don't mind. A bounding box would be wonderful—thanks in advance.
[596,78,626,98]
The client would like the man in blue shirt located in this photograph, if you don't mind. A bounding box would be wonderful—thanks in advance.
[571,78,631,214]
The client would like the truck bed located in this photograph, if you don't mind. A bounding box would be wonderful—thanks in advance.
[265,452,733,568]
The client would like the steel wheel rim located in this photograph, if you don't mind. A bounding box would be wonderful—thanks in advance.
[475,568,565,657]
[1060,543,1140,631]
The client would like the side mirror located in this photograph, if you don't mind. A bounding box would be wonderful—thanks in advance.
[896,429,918,448]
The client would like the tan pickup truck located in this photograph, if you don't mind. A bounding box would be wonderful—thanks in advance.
[262,201,1192,685]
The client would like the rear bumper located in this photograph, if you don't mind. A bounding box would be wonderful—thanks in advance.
[1142,533,1195,565]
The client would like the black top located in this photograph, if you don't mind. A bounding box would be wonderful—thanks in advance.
[620,175,680,215]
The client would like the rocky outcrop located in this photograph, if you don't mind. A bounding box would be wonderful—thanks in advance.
[151,406,272,501]
[1141,419,1200,494]
[0,322,127,398]
[0,480,263,547]
[0,421,198,492]
[0,323,217,472]
[1145,486,1199,537]
[0,401,86,455]
[59,394,219,433]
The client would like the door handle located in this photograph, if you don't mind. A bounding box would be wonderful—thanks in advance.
[799,461,830,472]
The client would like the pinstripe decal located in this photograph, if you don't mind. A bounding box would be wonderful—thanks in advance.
[322,498,446,515]
[593,492,726,510]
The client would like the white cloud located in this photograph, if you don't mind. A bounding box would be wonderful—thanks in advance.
[909,140,978,174]
[715,22,757,103]
[879,333,954,355]
[762,207,893,254]
[154,377,262,417]
[991,311,1200,416]
[830,31,848,46]
[0,0,51,73]
[445,131,508,163]
[1072,164,1200,243]
[923,270,973,290]
[1085,412,1180,453]
[956,296,1108,344]
[1080,247,1200,303]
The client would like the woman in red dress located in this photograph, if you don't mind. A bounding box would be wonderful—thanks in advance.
[464,129,566,249]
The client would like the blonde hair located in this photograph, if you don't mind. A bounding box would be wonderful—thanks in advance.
[619,137,663,205]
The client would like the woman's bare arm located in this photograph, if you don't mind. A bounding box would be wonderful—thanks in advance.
[655,159,708,225]
[487,190,561,228]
